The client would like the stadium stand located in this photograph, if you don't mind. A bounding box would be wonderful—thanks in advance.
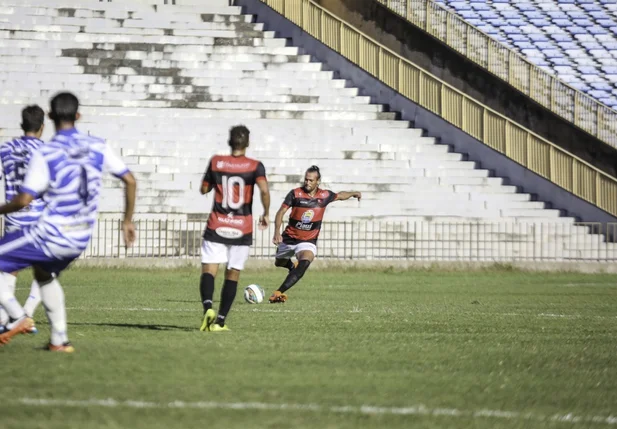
[0,0,616,259]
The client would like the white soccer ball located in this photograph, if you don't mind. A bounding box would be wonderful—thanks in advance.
[244,284,265,304]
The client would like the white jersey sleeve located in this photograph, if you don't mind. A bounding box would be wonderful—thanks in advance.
[104,145,130,178]
[21,149,50,198]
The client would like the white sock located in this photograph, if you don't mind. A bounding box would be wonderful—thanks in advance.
[0,273,24,322]
[23,279,41,318]
[40,279,68,346]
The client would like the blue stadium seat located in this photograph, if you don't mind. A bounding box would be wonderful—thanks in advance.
[590,49,612,59]
[559,42,579,50]
[471,3,490,11]
[502,26,523,35]
[573,19,594,27]
[538,34,572,43]
[523,11,544,19]
[536,42,557,50]
[508,19,527,26]
[550,57,573,66]
[477,25,499,34]
[554,66,577,74]
[528,57,549,66]
[581,4,602,12]
[589,11,610,19]
[546,11,568,19]
[568,11,588,19]
[515,3,536,11]
[487,18,507,26]
[587,26,608,35]
[529,33,550,42]
[597,20,616,28]
[530,19,551,27]
[458,10,477,19]
[522,48,544,57]
[450,2,472,10]
[500,11,521,19]
[542,49,565,58]
[557,0,576,4]
[553,19,572,27]
[466,19,484,26]
[589,90,611,99]
[509,34,530,42]
[478,10,499,19]
[514,41,535,50]
[590,82,613,91]
[602,66,617,74]
[568,27,589,35]
[558,74,580,83]
[581,41,603,50]
[578,65,599,74]
[569,82,591,91]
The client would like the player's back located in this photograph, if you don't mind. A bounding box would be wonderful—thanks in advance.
[25,128,109,257]
[203,154,266,246]
[0,137,45,230]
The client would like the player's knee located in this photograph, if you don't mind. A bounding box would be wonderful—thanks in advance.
[274,258,288,268]
[295,260,311,279]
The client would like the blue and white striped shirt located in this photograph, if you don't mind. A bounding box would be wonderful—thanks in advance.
[0,137,46,232]
[21,128,129,258]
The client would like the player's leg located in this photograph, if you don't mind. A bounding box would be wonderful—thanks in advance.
[0,272,17,328]
[23,270,42,319]
[0,231,42,343]
[33,265,74,352]
[270,243,316,303]
[210,245,250,331]
[274,258,296,271]
[199,239,226,331]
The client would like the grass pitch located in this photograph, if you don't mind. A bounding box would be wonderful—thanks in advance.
[1,266,616,429]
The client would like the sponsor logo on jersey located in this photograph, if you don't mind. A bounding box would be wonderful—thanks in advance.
[215,227,243,239]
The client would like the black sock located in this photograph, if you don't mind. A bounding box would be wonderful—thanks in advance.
[278,260,311,293]
[216,279,238,327]
[285,260,295,271]
[200,273,215,313]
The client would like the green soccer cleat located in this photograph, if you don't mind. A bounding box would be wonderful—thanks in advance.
[200,309,216,332]
[209,324,230,332]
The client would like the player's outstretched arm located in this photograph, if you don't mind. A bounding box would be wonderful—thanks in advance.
[272,205,288,245]
[256,178,270,230]
[119,171,137,248]
[334,191,362,201]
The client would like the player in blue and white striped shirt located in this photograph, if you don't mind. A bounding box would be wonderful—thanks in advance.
[0,92,137,352]
[0,105,47,334]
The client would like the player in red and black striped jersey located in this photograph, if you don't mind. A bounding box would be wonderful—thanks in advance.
[198,125,270,331]
[269,165,361,303]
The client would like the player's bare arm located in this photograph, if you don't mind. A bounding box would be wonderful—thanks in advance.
[0,192,35,215]
[200,181,212,195]
[334,191,362,201]
[256,178,270,230]
[119,171,137,248]
[272,204,289,245]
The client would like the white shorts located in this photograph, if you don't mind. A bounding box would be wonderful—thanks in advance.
[275,241,317,259]
[201,240,250,271]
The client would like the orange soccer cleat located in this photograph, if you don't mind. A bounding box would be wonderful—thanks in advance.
[269,291,288,304]
[0,317,34,345]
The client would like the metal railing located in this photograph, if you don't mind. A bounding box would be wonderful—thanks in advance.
[82,218,617,262]
[257,0,617,219]
[376,0,617,148]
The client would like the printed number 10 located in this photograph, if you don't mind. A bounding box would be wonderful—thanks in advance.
[221,175,245,210]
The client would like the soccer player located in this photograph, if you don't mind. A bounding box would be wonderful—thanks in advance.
[0,92,137,351]
[199,125,270,332]
[269,165,361,303]
[0,105,47,334]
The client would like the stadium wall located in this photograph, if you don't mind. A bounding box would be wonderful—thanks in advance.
[236,0,617,227]
[309,0,617,179]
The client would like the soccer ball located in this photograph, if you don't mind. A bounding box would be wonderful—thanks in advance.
[244,284,265,304]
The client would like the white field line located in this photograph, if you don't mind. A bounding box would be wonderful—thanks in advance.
[63,306,617,319]
[15,397,617,426]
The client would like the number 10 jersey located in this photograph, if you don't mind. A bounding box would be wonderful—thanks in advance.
[202,155,267,246]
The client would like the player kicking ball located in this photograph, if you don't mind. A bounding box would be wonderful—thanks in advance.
[269,165,361,303]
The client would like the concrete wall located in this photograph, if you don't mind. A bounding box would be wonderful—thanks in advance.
[236,0,617,226]
[311,0,617,179]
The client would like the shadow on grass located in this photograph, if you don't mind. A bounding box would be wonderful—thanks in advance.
[69,322,194,332]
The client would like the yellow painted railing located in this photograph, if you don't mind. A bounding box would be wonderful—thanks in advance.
[259,0,617,218]
[376,0,617,149]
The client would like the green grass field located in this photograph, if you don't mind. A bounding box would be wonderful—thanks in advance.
[2,266,617,429]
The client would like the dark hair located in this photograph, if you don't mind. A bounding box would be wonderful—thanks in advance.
[228,125,250,150]
[21,105,45,133]
[50,92,79,124]
[306,165,321,180]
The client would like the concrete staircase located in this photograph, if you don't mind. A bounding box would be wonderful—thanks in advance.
[0,0,614,260]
